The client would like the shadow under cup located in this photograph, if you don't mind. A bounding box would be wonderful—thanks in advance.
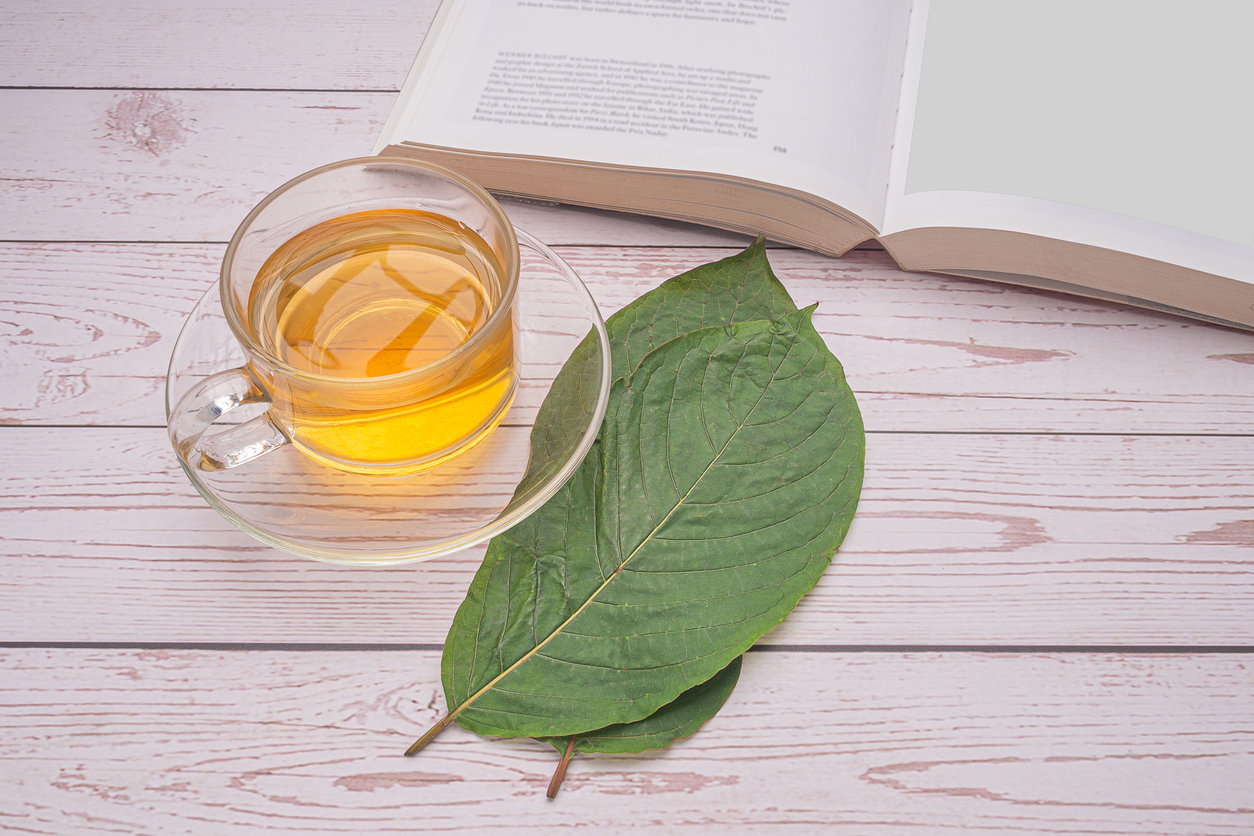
[173,157,522,478]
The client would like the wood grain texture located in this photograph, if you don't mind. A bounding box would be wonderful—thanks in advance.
[2,649,1251,834]
[0,89,755,246]
[1,90,394,241]
[0,243,217,426]
[3,428,1251,645]
[5,244,1252,431]
[0,0,440,90]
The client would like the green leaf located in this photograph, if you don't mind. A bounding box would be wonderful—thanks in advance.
[503,240,797,752]
[511,331,607,500]
[440,306,864,739]
[602,236,798,383]
[537,656,742,755]
[514,236,798,498]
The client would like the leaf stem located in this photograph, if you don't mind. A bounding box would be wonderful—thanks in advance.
[405,711,456,756]
[547,735,577,799]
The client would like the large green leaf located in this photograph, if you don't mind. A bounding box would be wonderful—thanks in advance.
[538,656,742,755]
[504,240,799,750]
[439,307,864,739]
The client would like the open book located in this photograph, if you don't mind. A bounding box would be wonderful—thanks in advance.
[376,0,1254,329]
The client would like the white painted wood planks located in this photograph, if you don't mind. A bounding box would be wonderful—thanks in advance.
[0,0,442,90]
[5,245,1252,431]
[3,428,1250,645]
[1,649,1250,834]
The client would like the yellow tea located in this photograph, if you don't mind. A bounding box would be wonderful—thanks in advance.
[247,208,516,475]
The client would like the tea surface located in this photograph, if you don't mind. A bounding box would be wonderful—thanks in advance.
[248,208,516,474]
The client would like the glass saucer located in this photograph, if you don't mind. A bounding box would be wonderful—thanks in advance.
[165,229,611,565]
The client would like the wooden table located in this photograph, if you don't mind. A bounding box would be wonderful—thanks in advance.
[3,3,1253,832]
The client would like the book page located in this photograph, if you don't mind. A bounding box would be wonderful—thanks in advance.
[377,0,911,229]
[884,0,1253,279]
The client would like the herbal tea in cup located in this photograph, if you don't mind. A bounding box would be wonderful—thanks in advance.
[249,207,516,473]
[169,157,520,477]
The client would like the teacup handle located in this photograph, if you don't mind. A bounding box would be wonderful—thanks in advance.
[168,367,290,471]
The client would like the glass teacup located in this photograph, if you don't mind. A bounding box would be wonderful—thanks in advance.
[169,157,520,477]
